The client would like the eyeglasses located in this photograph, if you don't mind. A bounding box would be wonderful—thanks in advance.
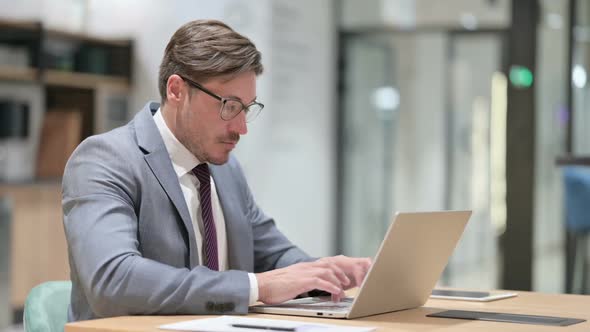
[178,75,264,123]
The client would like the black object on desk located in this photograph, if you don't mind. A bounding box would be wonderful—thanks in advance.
[427,310,586,326]
[231,323,296,331]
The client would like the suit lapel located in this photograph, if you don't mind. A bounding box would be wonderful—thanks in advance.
[211,165,254,272]
[134,103,199,268]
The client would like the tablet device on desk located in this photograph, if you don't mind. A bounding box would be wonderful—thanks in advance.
[431,289,517,302]
[427,310,585,326]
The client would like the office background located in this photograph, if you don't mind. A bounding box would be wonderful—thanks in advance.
[0,0,589,330]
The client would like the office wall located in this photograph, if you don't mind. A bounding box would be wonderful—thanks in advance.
[0,0,337,257]
[237,1,337,257]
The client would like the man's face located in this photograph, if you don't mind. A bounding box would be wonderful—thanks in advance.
[175,71,256,165]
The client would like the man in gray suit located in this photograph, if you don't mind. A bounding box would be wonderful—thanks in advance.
[62,20,371,322]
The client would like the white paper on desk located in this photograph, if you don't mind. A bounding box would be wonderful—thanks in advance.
[158,315,376,332]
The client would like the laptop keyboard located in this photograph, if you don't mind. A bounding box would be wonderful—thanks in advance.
[256,297,354,312]
[286,304,351,311]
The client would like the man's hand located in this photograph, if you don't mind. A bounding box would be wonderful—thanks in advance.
[256,255,372,304]
[316,255,372,301]
[316,255,372,289]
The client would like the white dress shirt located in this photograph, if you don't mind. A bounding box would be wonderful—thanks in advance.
[153,109,258,305]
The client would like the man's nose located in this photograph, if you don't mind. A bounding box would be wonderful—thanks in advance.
[230,110,248,135]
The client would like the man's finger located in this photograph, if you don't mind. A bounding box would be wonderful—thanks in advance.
[306,277,342,296]
[326,261,351,287]
[331,289,345,302]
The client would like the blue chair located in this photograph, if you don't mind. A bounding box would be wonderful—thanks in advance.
[563,166,590,294]
[23,281,71,332]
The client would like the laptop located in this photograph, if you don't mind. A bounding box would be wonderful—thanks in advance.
[250,210,471,319]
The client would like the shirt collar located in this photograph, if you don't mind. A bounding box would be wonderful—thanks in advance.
[153,108,202,178]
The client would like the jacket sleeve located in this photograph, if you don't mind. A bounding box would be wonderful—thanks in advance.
[63,135,250,318]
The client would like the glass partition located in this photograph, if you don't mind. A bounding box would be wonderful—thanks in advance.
[339,30,505,289]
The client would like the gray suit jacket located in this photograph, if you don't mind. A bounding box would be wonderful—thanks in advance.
[62,102,312,322]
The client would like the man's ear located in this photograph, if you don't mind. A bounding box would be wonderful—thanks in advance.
[166,74,186,106]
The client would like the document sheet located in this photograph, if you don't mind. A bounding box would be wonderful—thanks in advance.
[159,315,376,332]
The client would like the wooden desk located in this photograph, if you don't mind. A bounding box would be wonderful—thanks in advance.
[65,291,590,331]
